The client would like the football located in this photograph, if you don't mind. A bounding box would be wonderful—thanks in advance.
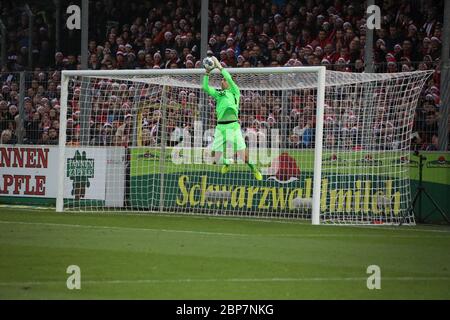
[202,57,215,71]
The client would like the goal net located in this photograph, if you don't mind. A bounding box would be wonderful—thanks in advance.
[56,67,433,225]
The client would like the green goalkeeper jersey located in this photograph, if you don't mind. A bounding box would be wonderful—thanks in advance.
[202,69,240,122]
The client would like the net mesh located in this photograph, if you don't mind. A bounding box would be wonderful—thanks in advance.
[59,68,433,225]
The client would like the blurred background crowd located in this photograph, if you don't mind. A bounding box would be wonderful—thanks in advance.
[0,0,446,151]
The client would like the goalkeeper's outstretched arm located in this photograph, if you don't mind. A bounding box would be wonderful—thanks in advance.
[202,73,218,98]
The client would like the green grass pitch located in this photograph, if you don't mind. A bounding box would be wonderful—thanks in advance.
[0,207,449,299]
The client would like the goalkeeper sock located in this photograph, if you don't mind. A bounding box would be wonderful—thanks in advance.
[246,162,257,172]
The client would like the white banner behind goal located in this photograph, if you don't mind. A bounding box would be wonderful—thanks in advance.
[56,67,433,225]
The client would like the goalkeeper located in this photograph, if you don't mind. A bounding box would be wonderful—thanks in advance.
[202,56,262,181]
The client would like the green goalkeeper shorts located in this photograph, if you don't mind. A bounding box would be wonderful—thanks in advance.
[212,122,246,153]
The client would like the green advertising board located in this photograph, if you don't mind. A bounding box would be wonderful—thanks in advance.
[129,148,419,219]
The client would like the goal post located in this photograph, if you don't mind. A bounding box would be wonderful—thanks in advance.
[56,67,433,225]
[312,66,326,225]
[56,72,69,213]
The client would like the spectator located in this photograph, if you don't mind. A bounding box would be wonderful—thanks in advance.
[426,134,439,151]
[115,113,133,146]
[1,129,16,144]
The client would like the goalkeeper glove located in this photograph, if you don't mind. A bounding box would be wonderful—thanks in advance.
[211,56,223,70]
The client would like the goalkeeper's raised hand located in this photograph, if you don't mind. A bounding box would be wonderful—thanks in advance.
[211,56,223,70]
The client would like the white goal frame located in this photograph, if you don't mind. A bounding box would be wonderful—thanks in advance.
[55,66,328,225]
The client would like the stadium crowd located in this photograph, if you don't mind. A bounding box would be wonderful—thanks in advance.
[0,0,446,151]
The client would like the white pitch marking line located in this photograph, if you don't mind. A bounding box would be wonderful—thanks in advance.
[0,220,448,239]
[0,220,449,239]
[0,220,240,237]
[2,205,450,233]
[1,277,450,287]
